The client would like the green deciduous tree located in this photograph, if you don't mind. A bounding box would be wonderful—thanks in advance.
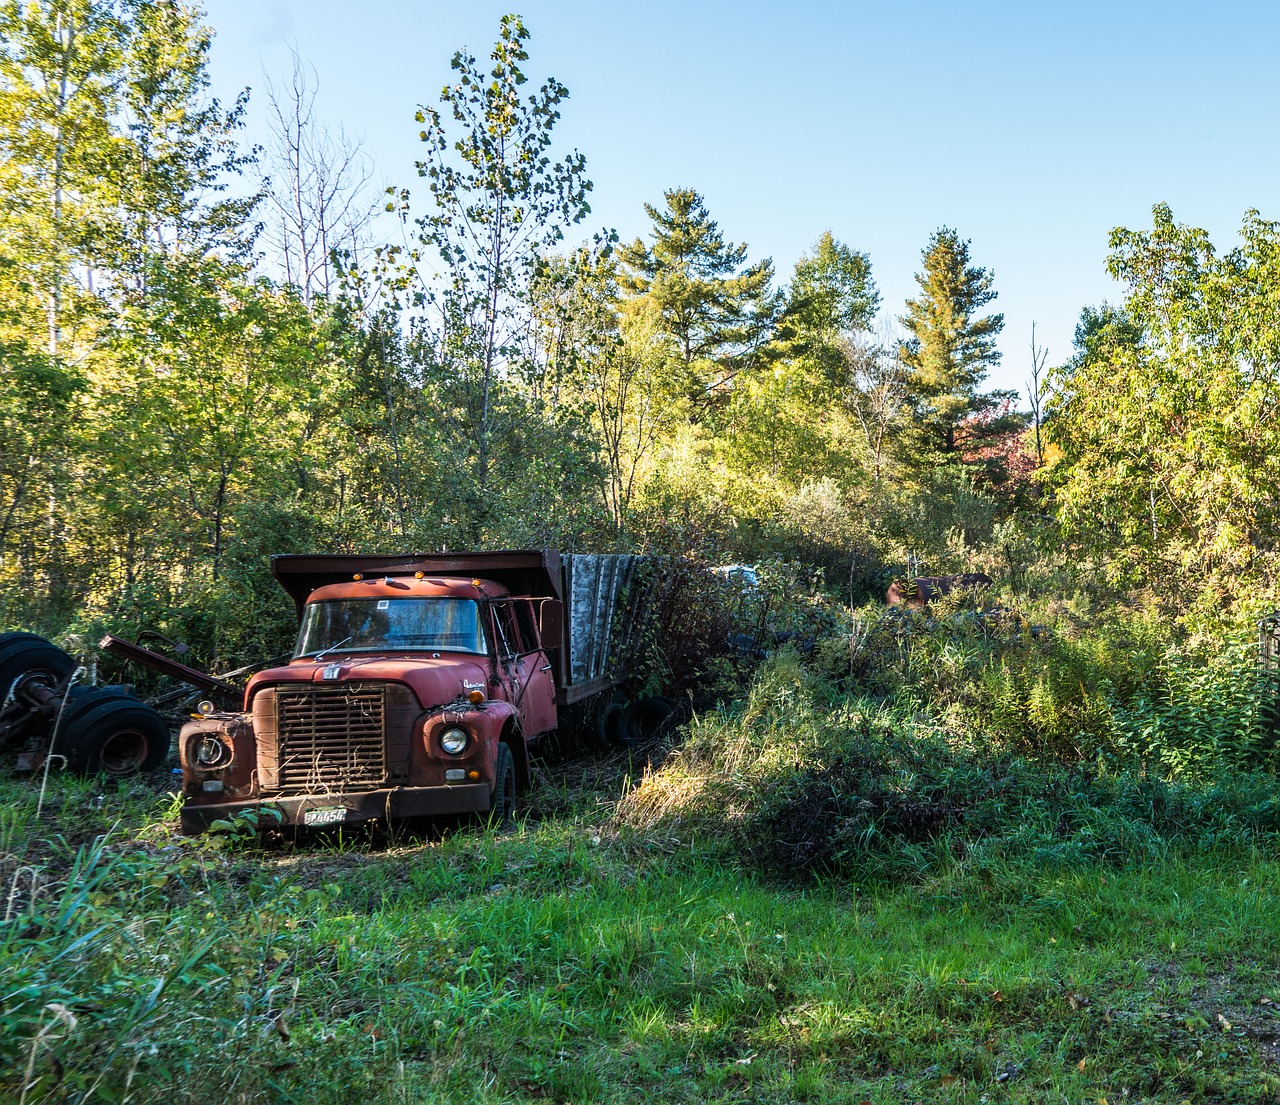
[782,230,879,373]
[113,0,256,282]
[93,258,321,578]
[0,340,83,564]
[529,247,679,535]
[0,0,124,357]
[402,13,592,520]
[0,0,278,636]
[1049,204,1280,603]
[897,228,1013,468]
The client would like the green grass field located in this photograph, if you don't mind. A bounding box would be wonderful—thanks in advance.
[4,751,1280,1105]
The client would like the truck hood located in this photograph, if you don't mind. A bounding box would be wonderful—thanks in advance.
[246,655,491,711]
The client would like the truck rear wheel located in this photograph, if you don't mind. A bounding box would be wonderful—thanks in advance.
[56,691,170,776]
[594,702,624,748]
[619,696,677,746]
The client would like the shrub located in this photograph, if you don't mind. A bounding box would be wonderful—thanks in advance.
[617,652,1280,884]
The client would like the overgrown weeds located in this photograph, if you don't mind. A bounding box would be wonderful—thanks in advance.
[618,643,1280,884]
[6,749,1280,1101]
[824,596,1278,774]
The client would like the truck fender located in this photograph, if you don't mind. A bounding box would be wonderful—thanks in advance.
[456,700,529,793]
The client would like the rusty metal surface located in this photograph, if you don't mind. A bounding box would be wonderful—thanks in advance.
[272,550,655,697]
[99,634,241,702]
[178,782,491,834]
[555,671,617,706]
[148,653,289,710]
[271,551,564,619]
[249,681,418,794]
[275,681,388,791]
[886,574,994,610]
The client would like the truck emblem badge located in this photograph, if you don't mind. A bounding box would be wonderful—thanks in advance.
[463,680,484,691]
[321,663,342,680]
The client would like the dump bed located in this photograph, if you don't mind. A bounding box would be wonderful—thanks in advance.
[271,550,650,705]
[557,553,647,703]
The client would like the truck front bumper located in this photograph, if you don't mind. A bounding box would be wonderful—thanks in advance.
[180,783,492,835]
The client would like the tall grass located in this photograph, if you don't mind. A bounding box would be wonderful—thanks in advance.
[828,597,1277,777]
[5,753,1280,1100]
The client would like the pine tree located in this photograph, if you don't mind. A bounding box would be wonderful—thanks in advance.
[618,188,775,403]
[897,228,1011,466]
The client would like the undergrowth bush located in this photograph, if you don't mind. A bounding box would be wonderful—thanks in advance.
[825,596,1277,776]
[617,651,1280,884]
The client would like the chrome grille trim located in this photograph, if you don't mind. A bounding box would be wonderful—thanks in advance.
[274,682,387,793]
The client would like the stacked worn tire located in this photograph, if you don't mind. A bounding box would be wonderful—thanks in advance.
[0,631,73,691]
[0,632,169,776]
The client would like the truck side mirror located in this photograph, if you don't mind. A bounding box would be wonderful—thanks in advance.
[538,599,563,650]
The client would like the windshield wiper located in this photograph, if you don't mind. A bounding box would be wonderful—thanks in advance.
[313,635,353,662]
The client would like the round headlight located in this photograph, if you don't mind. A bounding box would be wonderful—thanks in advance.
[194,734,231,768]
[440,727,468,755]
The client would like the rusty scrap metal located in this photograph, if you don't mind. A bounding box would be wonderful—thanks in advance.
[99,634,241,704]
[886,574,994,610]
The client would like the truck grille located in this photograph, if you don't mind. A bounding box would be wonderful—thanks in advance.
[275,682,387,792]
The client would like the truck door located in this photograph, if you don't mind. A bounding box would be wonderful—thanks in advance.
[490,599,556,738]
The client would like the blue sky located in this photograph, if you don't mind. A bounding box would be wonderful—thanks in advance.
[199,0,1280,396]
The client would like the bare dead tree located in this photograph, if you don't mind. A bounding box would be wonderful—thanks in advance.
[844,320,906,483]
[1027,321,1050,468]
[260,50,376,303]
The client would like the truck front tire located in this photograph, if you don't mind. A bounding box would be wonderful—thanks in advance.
[492,743,516,829]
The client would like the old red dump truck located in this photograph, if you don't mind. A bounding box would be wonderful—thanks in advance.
[178,550,653,834]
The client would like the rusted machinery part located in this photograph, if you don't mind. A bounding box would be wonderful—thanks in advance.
[98,634,241,704]
[886,573,995,609]
[146,653,290,710]
[0,634,77,743]
[0,633,75,699]
[0,633,169,775]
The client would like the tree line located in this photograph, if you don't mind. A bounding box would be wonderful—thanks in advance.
[1,4,1276,663]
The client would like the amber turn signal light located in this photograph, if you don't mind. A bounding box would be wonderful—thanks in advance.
[468,690,484,705]
[352,573,363,581]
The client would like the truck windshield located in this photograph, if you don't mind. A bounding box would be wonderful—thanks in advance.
[295,598,488,658]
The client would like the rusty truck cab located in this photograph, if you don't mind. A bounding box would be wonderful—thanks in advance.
[178,552,564,834]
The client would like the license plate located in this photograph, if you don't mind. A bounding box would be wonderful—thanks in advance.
[303,806,347,826]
